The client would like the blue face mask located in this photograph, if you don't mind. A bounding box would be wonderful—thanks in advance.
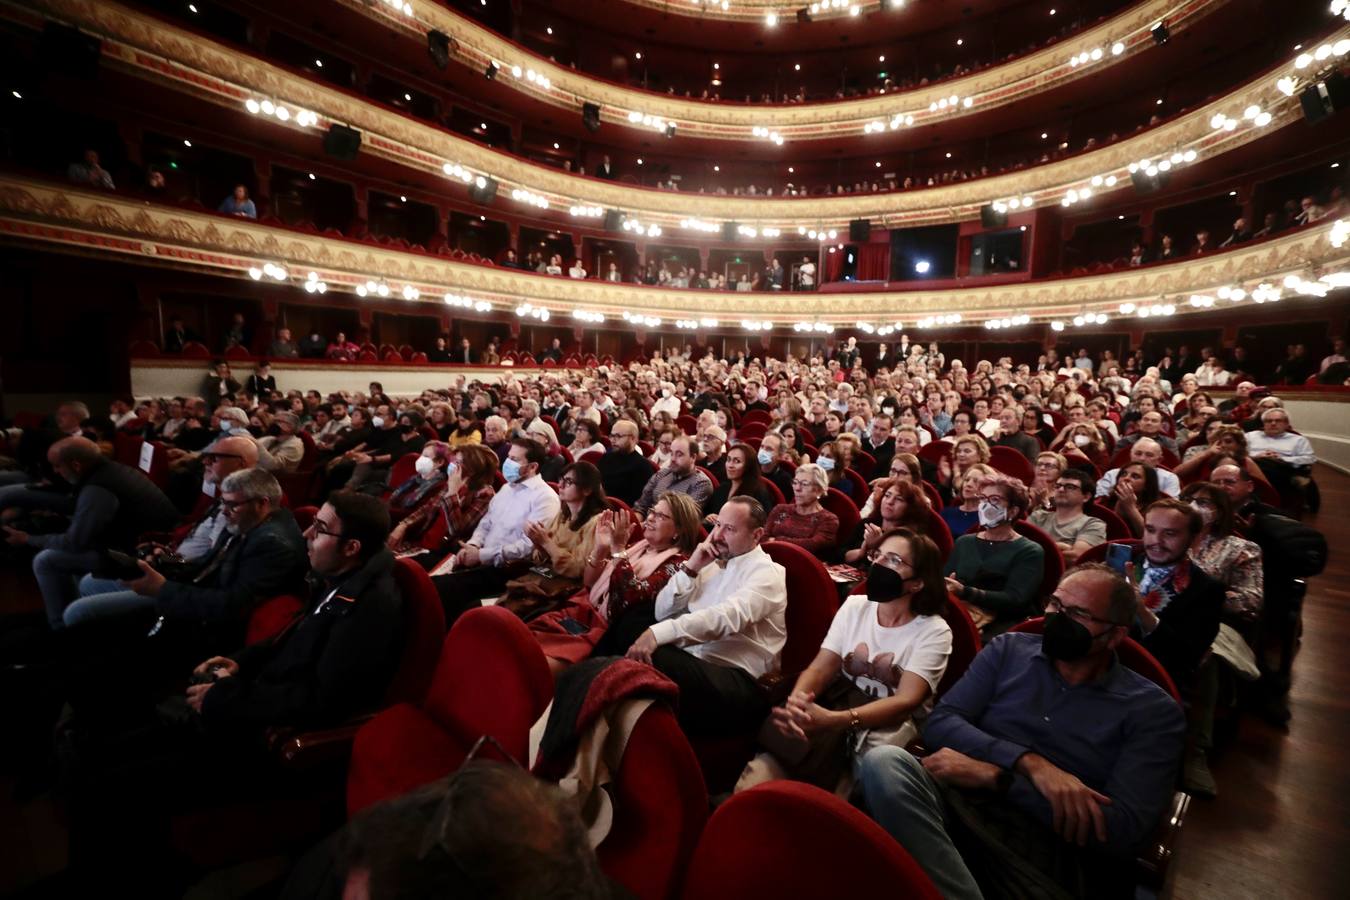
[502,458,523,483]
[817,455,835,472]
[756,449,773,467]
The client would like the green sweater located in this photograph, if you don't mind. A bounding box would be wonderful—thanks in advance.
[944,534,1045,631]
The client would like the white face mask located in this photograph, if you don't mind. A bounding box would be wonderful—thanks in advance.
[370,416,385,430]
[414,455,436,479]
[1073,434,1092,448]
[978,500,1007,528]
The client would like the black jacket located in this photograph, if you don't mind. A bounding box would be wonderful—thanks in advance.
[244,374,277,398]
[203,549,404,730]
[28,457,179,554]
[598,449,655,506]
[157,509,308,642]
[862,437,896,480]
[1128,554,1224,683]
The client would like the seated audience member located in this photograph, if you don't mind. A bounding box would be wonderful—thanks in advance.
[269,327,299,359]
[596,420,652,507]
[312,762,611,900]
[1129,499,1225,686]
[702,444,777,526]
[625,497,786,736]
[1051,422,1110,468]
[740,529,952,792]
[940,464,997,538]
[529,494,701,673]
[347,410,428,496]
[2,438,180,630]
[447,408,483,450]
[859,564,1186,900]
[936,434,990,497]
[67,148,114,189]
[634,435,713,517]
[66,468,306,645]
[698,426,730,484]
[244,361,277,400]
[387,444,498,561]
[764,463,840,556]
[845,479,932,564]
[481,416,511,462]
[993,405,1040,462]
[1022,407,1057,448]
[943,474,1044,638]
[860,416,897,479]
[326,332,359,361]
[755,430,797,501]
[1209,463,1279,526]
[1106,461,1161,537]
[1118,410,1179,455]
[1030,469,1107,564]
[256,411,305,473]
[217,184,257,218]
[60,492,404,891]
[1245,408,1316,500]
[1175,482,1264,795]
[431,438,560,618]
[649,428,676,469]
[1094,437,1181,499]
[386,442,451,521]
[203,360,242,401]
[567,420,605,459]
[1175,423,1268,486]
[1028,451,1067,512]
[813,440,856,499]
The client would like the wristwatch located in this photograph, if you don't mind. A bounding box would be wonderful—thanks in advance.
[611,550,629,561]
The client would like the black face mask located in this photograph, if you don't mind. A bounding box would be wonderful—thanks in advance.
[400,423,414,434]
[866,563,911,602]
[266,424,282,437]
[1041,612,1098,662]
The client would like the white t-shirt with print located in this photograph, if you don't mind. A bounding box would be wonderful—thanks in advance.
[820,597,952,752]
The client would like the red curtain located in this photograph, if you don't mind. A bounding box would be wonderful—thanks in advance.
[856,243,890,281]
[825,250,845,282]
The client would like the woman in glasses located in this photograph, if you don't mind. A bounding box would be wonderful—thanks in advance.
[763,462,840,557]
[943,473,1044,639]
[529,492,701,674]
[736,528,951,793]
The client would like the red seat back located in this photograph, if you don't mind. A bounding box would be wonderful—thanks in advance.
[988,446,1036,484]
[920,480,943,509]
[854,449,877,476]
[1075,537,1141,566]
[1009,618,1180,702]
[385,558,449,705]
[675,414,698,434]
[678,781,941,900]
[1085,502,1133,540]
[843,467,869,502]
[423,606,553,759]
[760,477,785,506]
[917,441,951,464]
[739,409,772,427]
[821,487,860,551]
[922,507,954,561]
[387,452,421,492]
[290,505,318,531]
[737,422,767,441]
[1014,519,1064,600]
[598,705,708,900]
[245,594,304,645]
[763,541,839,679]
[697,465,720,488]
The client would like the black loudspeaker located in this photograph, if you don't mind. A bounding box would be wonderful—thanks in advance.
[602,209,623,232]
[42,22,102,79]
[484,62,499,80]
[980,204,1008,229]
[582,102,602,133]
[797,8,812,23]
[1150,21,1170,45]
[469,176,498,204]
[849,218,871,241]
[1300,73,1350,125]
[427,30,454,70]
[323,124,362,161]
[723,221,739,241]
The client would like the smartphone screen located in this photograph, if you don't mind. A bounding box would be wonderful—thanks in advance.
[1105,543,1132,575]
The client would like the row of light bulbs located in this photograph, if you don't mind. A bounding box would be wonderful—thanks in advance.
[377,0,413,16]
[445,293,493,312]
[793,321,837,333]
[1293,38,1350,69]
[741,320,772,331]
[248,262,289,282]
[621,217,663,238]
[569,205,604,218]
[856,321,901,335]
[622,311,662,327]
[751,126,785,146]
[797,227,840,241]
[916,313,962,328]
[1069,41,1126,68]
[510,188,550,209]
[243,98,319,127]
[572,310,605,323]
[680,218,721,233]
[626,111,676,135]
[515,303,551,320]
[985,314,1032,330]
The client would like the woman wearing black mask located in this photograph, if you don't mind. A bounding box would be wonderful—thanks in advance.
[735,528,953,793]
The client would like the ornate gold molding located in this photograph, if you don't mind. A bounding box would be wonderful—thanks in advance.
[1,175,1344,326]
[332,0,1226,141]
[22,0,1332,231]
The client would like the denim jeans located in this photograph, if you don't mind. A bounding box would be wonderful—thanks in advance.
[33,548,104,629]
[63,590,156,629]
[858,746,985,900]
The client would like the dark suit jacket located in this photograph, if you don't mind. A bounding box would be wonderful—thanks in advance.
[157,509,308,644]
[203,549,403,730]
[599,449,657,506]
[245,374,277,398]
[1129,554,1224,683]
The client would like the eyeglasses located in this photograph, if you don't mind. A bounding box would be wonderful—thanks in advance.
[309,521,345,540]
[979,494,1007,507]
[1047,595,1124,628]
[559,476,578,487]
[220,497,260,512]
[1054,482,1082,491]
[869,550,913,573]
[646,509,673,522]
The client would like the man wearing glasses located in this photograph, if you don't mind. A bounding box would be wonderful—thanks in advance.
[1029,469,1107,565]
[96,468,307,653]
[859,564,1185,899]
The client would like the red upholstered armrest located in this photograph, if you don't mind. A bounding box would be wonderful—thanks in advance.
[267,715,376,768]
[1137,790,1190,890]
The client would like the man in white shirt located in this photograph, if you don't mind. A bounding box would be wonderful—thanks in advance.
[651,382,682,419]
[1095,438,1181,499]
[627,497,787,735]
[431,438,560,620]
[1320,337,1346,374]
[1246,408,1316,501]
[517,398,558,444]
[1195,356,1233,387]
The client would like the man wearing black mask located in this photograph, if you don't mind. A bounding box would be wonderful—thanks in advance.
[860,564,1185,900]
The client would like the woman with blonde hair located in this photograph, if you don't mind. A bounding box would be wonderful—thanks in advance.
[936,433,990,494]
[528,492,701,674]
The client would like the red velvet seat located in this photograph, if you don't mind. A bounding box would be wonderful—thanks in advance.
[580,449,605,465]
[290,504,318,531]
[821,486,861,550]
[346,606,553,815]
[1075,537,1142,566]
[842,467,869,501]
[675,414,699,433]
[854,449,877,476]
[739,409,772,427]
[988,445,1036,484]
[918,441,951,464]
[179,340,211,359]
[760,477,786,506]
[678,781,941,899]
[1085,501,1133,540]
[129,339,161,357]
[244,593,305,645]
[596,705,708,900]
[386,452,420,493]
[736,422,767,441]
[920,479,944,509]
[921,506,955,561]
[697,465,720,487]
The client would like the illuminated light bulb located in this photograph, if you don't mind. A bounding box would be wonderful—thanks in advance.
[275,106,290,121]
[1255,112,1272,126]
[245,99,260,114]
[1210,113,1226,129]
[1112,41,1125,55]
[1090,47,1103,60]
[248,267,262,280]
[963,97,973,108]
[1222,118,1237,131]
[1183,150,1196,162]
[1243,105,1261,120]
[1295,54,1312,69]
[1105,175,1118,186]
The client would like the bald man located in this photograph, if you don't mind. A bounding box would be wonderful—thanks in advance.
[3,437,180,628]
[597,420,652,506]
[1094,438,1181,499]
